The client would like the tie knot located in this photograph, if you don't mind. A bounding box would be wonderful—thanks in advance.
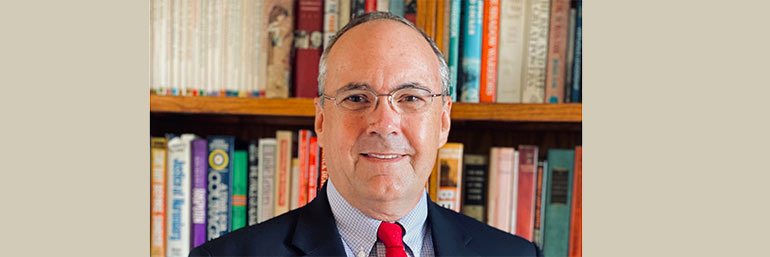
[377,222,404,248]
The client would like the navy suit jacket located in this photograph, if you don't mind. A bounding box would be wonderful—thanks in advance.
[190,183,538,257]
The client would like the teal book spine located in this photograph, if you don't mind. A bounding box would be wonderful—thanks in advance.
[447,0,461,101]
[389,0,404,17]
[543,149,575,257]
[460,0,483,103]
[231,150,248,231]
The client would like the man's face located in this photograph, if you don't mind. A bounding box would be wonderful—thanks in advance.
[314,20,451,204]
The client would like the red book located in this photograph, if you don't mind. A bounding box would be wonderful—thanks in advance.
[307,137,319,201]
[515,145,538,241]
[293,0,324,98]
[569,146,582,257]
[544,0,570,103]
[365,0,376,12]
[297,130,312,208]
[480,0,500,103]
[319,148,329,189]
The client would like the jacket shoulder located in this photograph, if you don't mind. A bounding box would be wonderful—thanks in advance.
[437,207,539,257]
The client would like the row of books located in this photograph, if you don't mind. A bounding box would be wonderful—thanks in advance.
[428,143,582,257]
[149,0,582,103]
[150,130,328,257]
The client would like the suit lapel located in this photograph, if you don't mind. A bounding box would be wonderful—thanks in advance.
[291,182,347,256]
[428,200,478,257]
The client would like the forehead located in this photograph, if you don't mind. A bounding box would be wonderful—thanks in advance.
[325,20,441,93]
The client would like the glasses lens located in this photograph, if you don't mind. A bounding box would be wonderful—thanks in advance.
[336,90,375,111]
[392,88,432,113]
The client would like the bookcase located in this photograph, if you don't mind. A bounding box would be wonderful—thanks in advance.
[150,95,582,158]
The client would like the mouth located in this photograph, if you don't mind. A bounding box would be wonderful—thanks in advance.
[360,153,407,162]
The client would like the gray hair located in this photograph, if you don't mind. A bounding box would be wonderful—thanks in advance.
[317,12,450,103]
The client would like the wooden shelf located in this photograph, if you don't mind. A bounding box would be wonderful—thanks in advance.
[150,95,582,122]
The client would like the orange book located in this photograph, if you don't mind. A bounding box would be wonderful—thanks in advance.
[424,0,437,40]
[435,0,445,53]
[569,146,582,257]
[150,138,167,257]
[436,143,464,212]
[416,0,426,32]
[480,0,500,103]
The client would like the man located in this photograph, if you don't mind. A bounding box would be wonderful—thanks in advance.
[190,12,537,257]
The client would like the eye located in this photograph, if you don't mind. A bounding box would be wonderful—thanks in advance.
[402,95,422,102]
[343,94,369,103]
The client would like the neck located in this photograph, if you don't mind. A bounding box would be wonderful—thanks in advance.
[331,179,423,222]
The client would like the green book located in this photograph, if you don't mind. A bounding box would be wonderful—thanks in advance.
[543,149,575,257]
[231,150,248,231]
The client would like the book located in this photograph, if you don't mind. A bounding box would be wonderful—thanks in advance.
[150,138,167,257]
[389,0,405,17]
[496,0,526,103]
[521,0,550,103]
[166,134,196,257]
[247,140,259,226]
[352,0,366,18]
[544,0,570,103]
[294,0,324,98]
[365,0,377,12]
[404,0,417,24]
[323,0,340,48]
[515,145,538,241]
[533,160,547,249]
[296,130,313,208]
[257,138,277,223]
[509,150,520,234]
[376,0,389,12]
[231,150,248,231]
[569,146,582,257]
[436,143,464,212]
[461,154,487,222]
[290,157,300,210]
[307,137,320,202]
[459,0,483,103]
[435,0,451,58]
[564,5,577,103]
[424,0,437,40]
[339,0,351,28]
[487,147,514,233]
[543,149,575,257]
[319,149,329,189]
[570,0,582,103]
[416,0,426,32]
[264,0,295,98]
[480,0,499,103]
[190,139,208,248]
[206,136,234,241]
[447,0,461,101]
[275,130,293,216]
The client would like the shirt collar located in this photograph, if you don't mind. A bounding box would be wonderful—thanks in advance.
[327,179,429,256]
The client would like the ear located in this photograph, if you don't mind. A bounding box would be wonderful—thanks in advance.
[438,97,452,148]
[314,97,325,148]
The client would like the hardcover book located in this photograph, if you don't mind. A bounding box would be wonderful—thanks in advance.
[376,0,389,12]
[166,134,196,257]
[404,0,417,24]
[447,0,461,101]
[460,0,484,103]
[307,137,320,201]
[247,140,259,226]
[319,149,329,189]
[150,138,167,257]
[461,154,487,222]
[231,150,248,231]
[323,0,340,48]
[296,130,313,208]
[274,131,293,216]
[496,0,526,103]
[564,6,577,103]
[290,158,300,210]
[264,0,295,98]
[339,0,351,28]
[294,0,324,98]
[543,149,575,257]
[533,160,546,249]
[352,0,366,18]
[480,0,500,103]
[436,143,464,212]
[389,0,404,17]
[544,0,571,103]
[487,147,514,233]
[190,139,208,248]
[515,145,539,241]
[509,150,520,234]
[569,146,582,257]
[206,136,234,241]
[257,138,277,223]
[570,0,582,103]
[521,0,550,103]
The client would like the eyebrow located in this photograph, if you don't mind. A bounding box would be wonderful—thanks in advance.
[335,82,431,94]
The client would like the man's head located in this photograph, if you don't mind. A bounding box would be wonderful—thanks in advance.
[313,12,452,212]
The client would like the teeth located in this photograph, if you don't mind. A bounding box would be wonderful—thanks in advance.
[367,153,400,159]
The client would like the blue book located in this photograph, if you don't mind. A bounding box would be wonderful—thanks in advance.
[207,136,235,241]
[570,1,582,103]
[460,0,483,103]
[447,0,461,102]
[389,0,404,17]
[543,149,576,257]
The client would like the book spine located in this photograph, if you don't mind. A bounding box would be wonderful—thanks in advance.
[166,134,195,257]
[294,0,324,98]
[480,0,500,103]
[447,0,461,101]
[424,0,437,40]
[569,146,582,257]
[365,0,377,12]
[324,0,340,48]
[460,0,484,103]
[206,136,234,241]
[533,160,546,249]
[509,150,520,234]
[435,0,445,53]
[496,0,525,103]
[543,149,575,257]
[440,0,451,57]
[275,131,293,216]
[461,154,487,222]
[389,0,404,17]
[190,139,208,248]
[488,147,513,232]
[352,0,366,18]
[307,137,319,201]
[231,150,248,231]
[564,6,577,103]
[521,0,550,103]
[247,141,259,226]
[264,0,295,98]
[514,145,538,241]
[404,0,417,24]
[257,139,277,223]
[297,130,311,208]
[290,158,300,210]
[415,0,425,31]
[570,1,581,103]
[544,0,570,103]
[150,138,167,257]
[376,0,389,12]
[436,143,464,212]
[319,149,329,189]
[338,0,351,28]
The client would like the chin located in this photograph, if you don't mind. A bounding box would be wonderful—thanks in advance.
[361,176,407,201]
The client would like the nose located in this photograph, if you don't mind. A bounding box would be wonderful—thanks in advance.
[365,95,401,137]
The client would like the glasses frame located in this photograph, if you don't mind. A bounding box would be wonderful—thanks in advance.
[320,86,446,114]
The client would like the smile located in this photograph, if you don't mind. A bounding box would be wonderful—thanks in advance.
[360,153,407,161]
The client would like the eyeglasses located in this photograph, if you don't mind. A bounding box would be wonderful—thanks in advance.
[321,87,446,114]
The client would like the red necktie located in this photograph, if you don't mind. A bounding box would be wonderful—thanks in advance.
[377,222,407,257]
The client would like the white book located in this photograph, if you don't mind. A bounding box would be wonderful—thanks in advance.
[323,0,340,49]
[376,0,389,12]
[290,158,300,210]
[274,131,293,216]
[257,138,276,223]
[166,134,196,257]
[338,0,351,29]
[510,150,520,234]
[521,0,550,103]
[496,0,527,103]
